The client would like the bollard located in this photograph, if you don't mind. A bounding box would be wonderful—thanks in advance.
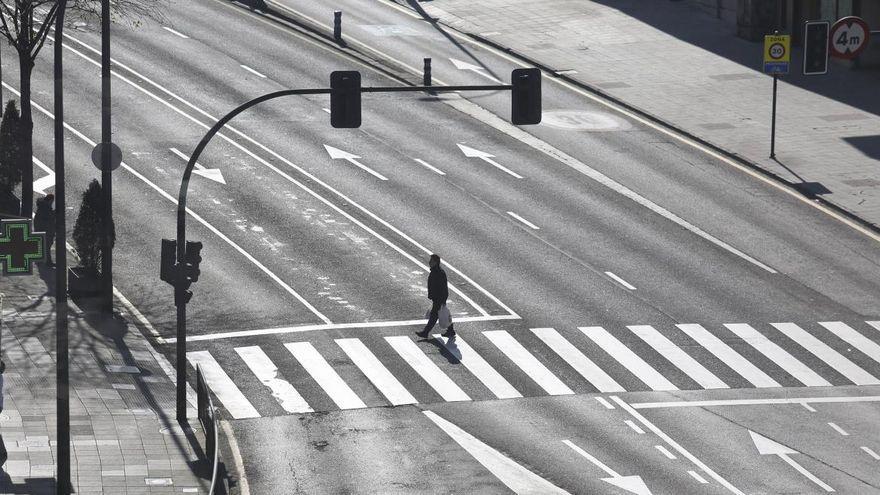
[423,58,432,86]
[334,11,342,41]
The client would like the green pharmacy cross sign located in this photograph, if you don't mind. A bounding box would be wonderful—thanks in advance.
[0,219,46,276]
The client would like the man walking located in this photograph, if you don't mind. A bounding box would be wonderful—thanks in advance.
[416,254,455,338]
[34,194,56,266]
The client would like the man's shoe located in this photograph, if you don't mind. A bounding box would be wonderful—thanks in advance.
[415,330,430,338]
[441,326,455,338]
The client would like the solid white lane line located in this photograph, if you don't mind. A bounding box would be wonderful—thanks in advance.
[862,446,880,460]
[53,33,501,321]
[186,351,260,419]
[336,338,417,406]
[771,323,880,385]
[725,324,830,387]
[631,396,880,409]
[162,26,189,39]
[234,346,313,413]
[676,324,780,388]
[628,325,727,389]
[285,342,366,410]
[423,411,571,494]
[531,328,625,393]
[605,272,636,290]
[819,322,880,364]
[433,335,522,399]
[506,211,539,230]
[580,326,678,391]
[413,158,446,175]
[2,82,333,325]
[240,64,266,78]
[483,330,574,395]
[827,423,849,436]
[689,470,709,484]
[624,420,644,434]
[595,397,615,409]
[656,445,677,459]
[612,396,746,495]
[562,440,618,477]
[385,336,470,402]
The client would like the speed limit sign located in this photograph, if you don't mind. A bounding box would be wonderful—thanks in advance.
[830,16,870,59]
[763,34,791,74]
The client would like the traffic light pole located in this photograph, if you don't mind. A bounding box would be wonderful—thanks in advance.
[172,81,521,422]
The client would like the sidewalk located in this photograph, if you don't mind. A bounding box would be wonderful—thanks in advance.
[0,266,212,494]
[406,0,880,228]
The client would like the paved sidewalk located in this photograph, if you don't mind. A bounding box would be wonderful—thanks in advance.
[0,267,211,494]
[405,0,880,227]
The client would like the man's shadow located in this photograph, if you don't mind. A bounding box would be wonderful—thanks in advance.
[0,470,57,493]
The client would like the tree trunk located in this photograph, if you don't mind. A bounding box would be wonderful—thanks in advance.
[18,51,34,219]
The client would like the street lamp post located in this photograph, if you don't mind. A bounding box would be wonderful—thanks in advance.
[100,0,114,314]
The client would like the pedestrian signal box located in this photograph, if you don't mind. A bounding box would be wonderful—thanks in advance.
[330,71,361,128]
[511,68,541,125]
[804,21,830,75]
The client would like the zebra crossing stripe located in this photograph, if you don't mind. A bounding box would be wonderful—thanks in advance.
[385,337,471,402]
[336,338,418,406]
[820,322,880,365]
[724,324,830,387]
[867,321,880,334]
[627,325,728,389]
[234,346,313,413]
[433,335,522,399]
[771,323,880,386]
[579,327,677,391]
[285,342,366,410]
[676,324,780,388]
[186,351,260,419]
[530,328,624,393]
[484,330,574,395]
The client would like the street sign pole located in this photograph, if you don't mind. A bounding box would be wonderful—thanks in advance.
[770,74,778,159]
[100,0,114,314]
[763,31,789,160]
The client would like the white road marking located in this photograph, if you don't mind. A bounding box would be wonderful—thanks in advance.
[413,158,446,175]
[749,430,834,492]
[676,324,780,388]
[2,82,333,325]
[605,272,636,290]
[234,346,313,413]
[424,411,571,494]
[186,351,260,419]
[323,144,389,181]
[162,26,189,39]
[580,326,677,391]
[819,322,880,365]
[624,420,644,434]
[801,402,817,412]
[771,323,879,385]
[725,324,830,386]
[32,157,55,194]
[628,325,727,389]
[240,64,266,78]
[385,336,470,402]
[449,57,503,84]
[321,107,331,114]
[613,396,745,495]
[483,330,574,395]
[169,147,227,184]
[861,446,880,460]
[506,211,539,230]
[531,327,624,392]
[563,440,618,476]
[689,470,708,484]
[827,423,849,436]
[595,397,615,409]
[457,144,524,179]
[868,321,880,334]
[655,445,677,460]
[285,342,366,409]
[336,338,417,405]
[631,395,880,409]
[564,440,655,494]
[433,335,522,399]
[55,32,507,321]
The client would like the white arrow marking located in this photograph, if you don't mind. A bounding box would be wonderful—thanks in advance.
[563,440,653,495]
[169,147,226,184]
[457,144,523,179]
[424,411,570,494]
[749,430,834,492]
[323,144,388,181]
[32,156,54,195]
[449,57,503,84]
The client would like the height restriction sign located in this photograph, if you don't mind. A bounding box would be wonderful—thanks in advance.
[764,34,791,74]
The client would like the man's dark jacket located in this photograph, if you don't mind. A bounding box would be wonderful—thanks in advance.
[427,265,449,303]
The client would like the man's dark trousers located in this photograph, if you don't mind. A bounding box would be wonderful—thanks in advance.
[423,300,443,333]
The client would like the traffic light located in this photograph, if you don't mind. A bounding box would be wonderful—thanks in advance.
[160,239,177,285]
[511,68,541,125]
[330,71,361,128]
[183,241,203,284]
[804,21,830,75]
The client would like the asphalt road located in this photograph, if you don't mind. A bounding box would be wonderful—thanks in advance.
[4,0,880,493]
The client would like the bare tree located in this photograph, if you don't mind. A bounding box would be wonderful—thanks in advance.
[0,0,165,218]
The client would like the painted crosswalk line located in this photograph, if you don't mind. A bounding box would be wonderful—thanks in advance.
[531,328,624,393]
[820,322,880,365]
[434,335,523,399]
[771,323,880,386]
[676,324,781,388]
[580,326,678,391]
[628,325,728,389]
[336,338,418,405]
[285,342,367,409]
[725,324,830,387]
[187,351,260,419]
[484,330,574,395]
[234,346,313,413]
[385,336,471,402]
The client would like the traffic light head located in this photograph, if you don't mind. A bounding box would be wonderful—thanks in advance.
[511,68,541,125]
[160,239,177,285]
[330,71,361,128]
[184,240,203,284]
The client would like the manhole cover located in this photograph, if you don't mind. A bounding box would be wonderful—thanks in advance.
[542,110,631,131]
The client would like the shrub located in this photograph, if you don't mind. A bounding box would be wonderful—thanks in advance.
[72,179,115,271]
[0,101,22,195]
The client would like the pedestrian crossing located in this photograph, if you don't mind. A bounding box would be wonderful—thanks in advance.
[187,321,880,419]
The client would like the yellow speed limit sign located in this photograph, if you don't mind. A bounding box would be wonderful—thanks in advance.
[763,34,791,74]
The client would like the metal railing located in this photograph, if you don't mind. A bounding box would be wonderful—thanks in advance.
[196,365,220,495]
